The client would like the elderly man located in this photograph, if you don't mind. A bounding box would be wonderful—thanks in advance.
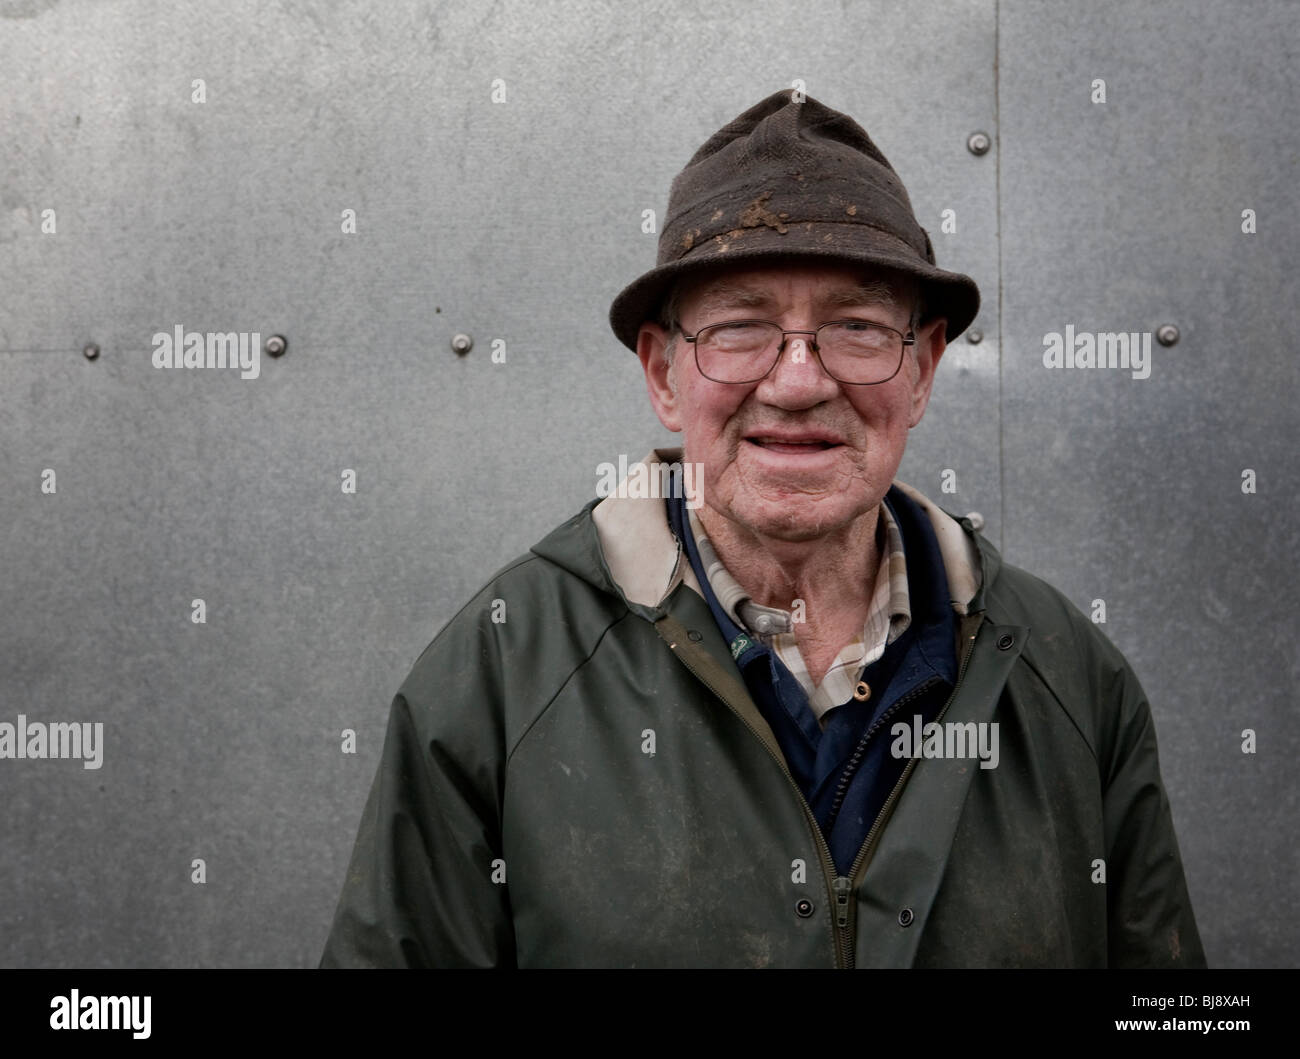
[321,91,1204,968]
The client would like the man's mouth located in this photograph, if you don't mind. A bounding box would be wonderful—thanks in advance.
[745,436,841,455]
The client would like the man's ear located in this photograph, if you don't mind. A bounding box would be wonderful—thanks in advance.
[907,316,948,428]
[636,322,684,433]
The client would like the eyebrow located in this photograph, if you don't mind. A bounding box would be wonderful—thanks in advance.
[691,281,900,319]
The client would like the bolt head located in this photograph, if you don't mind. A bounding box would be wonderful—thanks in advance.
[83,343,100,360]
[451,333,473,355]
[967,329,983,344]
[1156,324,1180,347]
[265,334,287,357]
[967,131,991,156]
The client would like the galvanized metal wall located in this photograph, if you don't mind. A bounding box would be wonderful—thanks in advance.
[1,0,1294,967]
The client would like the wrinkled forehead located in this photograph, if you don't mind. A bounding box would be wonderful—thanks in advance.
[676,261,916,319]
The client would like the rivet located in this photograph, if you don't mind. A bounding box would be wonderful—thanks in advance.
[898,907,914,927]
[795,898,814,918]
[966,131,991,156]
[451,333,473,355]
[1156,324,1179,347]
[967,329,982,344]
[265,334,287,357]
[997,634,1015,651]
[853,681,871,702]
[83,343,99,360]
[687,629,703,642]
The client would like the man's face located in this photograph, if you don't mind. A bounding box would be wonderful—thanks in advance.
[636,261,948,544]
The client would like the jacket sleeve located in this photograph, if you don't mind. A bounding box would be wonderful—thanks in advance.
[320,597,517,968]
[1097,655,1207,968]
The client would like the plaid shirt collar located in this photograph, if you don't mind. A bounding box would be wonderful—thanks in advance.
[686,502,911,722]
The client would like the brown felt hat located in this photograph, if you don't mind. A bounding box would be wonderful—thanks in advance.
[609,90,980,351]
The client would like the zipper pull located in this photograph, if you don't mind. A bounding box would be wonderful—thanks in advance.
[833,876,853,929]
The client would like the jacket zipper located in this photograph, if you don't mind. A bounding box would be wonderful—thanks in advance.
[834,618,982,967]
[823,676,942,834]
[667,616,982,968]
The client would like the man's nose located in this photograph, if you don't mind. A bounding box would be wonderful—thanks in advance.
[762,332,839,400]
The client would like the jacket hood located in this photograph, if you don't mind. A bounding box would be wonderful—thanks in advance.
[532,448,997,619]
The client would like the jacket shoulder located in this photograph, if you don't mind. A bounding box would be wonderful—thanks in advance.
[978,550,1144,767]
[399,508,629,754]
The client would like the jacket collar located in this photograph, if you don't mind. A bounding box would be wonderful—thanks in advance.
[557,448,990,616]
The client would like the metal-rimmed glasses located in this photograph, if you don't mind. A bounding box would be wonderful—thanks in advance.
[679,319,915,385]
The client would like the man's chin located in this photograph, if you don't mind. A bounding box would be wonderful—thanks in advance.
[713,494,870,544]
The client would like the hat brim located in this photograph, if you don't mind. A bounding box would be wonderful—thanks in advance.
[609,224,980,351]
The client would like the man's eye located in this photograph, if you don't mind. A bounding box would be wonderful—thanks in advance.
[706,322,768,342]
